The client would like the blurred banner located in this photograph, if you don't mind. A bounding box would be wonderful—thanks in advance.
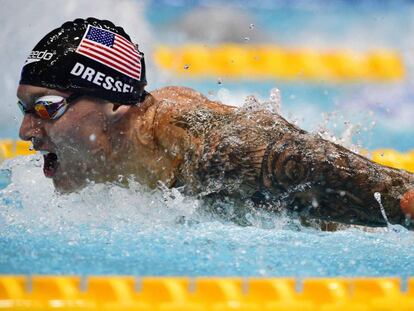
[155,44,404,81]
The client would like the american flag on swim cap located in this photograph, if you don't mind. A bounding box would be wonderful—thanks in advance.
[76,25,141,80]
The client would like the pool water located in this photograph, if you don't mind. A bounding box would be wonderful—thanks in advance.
[1,0,414,278]
[1,155,413,277]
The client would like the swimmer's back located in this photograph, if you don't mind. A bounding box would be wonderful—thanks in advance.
[151,86,235,112]
[149,86,282,195]
[150,86,236,154]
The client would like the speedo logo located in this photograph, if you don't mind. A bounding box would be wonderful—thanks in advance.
[70,62,134,93]
[24,50,54,65]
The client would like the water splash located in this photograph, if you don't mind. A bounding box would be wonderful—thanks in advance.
[0,155,294,234]
[215,87,374,154]
[0,156,197,233]
[241,87,282,114]
[266,88,282,114]
[373,192,405,233]
[1,150,414,276]
[314,110,377,153]
[374,192,390,225]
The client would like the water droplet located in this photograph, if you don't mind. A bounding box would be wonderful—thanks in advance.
[268,88,282,113]
[249,23,255,29]
[89,134,96,142]
[183,64,190,70]
[374,192,391,227]
[217,78,222,85]
[244,37,250,42]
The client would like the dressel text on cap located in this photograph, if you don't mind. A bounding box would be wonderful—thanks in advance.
[70,62,134,93]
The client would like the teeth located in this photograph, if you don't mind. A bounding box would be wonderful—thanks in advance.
[39,151,49,155]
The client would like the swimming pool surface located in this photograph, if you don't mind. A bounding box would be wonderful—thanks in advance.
[1,155,414,277]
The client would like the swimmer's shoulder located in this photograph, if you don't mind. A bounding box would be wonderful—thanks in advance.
[150,86,235,113]
[148,86,234,155]
[151,86,207,102]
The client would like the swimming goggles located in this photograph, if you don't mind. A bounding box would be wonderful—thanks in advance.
[17,93,82,120]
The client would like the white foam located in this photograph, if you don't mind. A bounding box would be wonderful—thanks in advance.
[212,87,371,152]
[0,155,202,234]
[0,152,304,237]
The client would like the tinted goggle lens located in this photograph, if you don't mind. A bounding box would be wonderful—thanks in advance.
[35,97,67,119]
[17,94,80,120]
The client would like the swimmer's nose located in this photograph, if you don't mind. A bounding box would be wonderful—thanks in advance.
[19,113,44,142]
[400,189,414,219]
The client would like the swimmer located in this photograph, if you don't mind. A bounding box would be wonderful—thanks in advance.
[17,18,414,228]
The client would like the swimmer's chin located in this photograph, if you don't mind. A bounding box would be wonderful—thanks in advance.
[52,176,88,194]
[51,171,119,193]
[49,161,95,193]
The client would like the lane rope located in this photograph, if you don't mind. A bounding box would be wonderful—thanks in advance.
[154,44,404,81]
[0,276,413,310]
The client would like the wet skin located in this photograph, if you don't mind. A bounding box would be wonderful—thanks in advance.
[17,84,414,228]
[17,84,177,192]
[17,84,229,193]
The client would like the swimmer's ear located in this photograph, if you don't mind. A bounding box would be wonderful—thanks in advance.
[105,103,132,123]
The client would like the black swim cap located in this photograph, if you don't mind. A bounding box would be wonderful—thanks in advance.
[20,17,147,104]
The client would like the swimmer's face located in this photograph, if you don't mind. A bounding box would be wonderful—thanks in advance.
[17,84,116,192]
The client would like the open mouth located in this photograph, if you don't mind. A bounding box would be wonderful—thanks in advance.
[43,152,59,178]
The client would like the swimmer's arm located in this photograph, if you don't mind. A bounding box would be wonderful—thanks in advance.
[261,131,414,227]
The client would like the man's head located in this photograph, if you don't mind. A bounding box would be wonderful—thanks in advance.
[20,17,147,103]
[17,18,147,192]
